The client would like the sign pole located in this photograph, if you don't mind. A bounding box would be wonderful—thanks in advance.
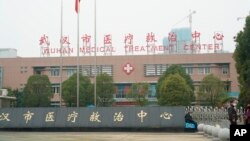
[76,1,80,108]
[94,0,97,107]
[59,0,63,107]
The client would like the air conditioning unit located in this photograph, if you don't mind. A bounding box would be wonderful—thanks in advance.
[0,89,8,96]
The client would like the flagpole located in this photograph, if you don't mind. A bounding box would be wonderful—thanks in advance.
[94,0,97,107]
[59,0,63,107]
[76,2,80,108]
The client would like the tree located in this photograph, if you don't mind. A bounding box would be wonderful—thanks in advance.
[127,82,149,106]
[96,73,115,107]
[156,64,194,101]
[15,91,24,107]
[198,74,228,107]
[23,75,52,107]
[62,73,93,107]
[158,73,193,106]
[233,15,250,106]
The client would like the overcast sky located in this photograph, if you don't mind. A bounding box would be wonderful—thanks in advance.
[0,0,249,57]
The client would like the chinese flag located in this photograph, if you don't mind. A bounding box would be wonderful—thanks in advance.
[75,0,80,13]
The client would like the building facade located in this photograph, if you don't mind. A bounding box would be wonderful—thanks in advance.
[163,27,192,54]
[0,53,238,106]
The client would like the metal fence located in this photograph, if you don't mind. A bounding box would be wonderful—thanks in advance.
[185,106,245,128]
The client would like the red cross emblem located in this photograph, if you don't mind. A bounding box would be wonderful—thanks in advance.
[123,63,134,75]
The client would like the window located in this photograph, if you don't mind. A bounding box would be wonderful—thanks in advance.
[82,65,113,76]
[198,64,210,75]
[115,84,131,98]
[116,85,125,98]
[182,64,193,75]
[50,67,60,76]
[198,67,204,74]
[145,64,156,76]
[186,67,193,75]
[91,66,98,76]
[101,65,113,76]
[204,67,210,74]
[20,66,28,74]
[148,84,156,98]
[52,84,60,94]
[222,65,229,75]
[144,64,168,76]
[35,70,41,75]
[117,89,124,98]
[66,66,76,77]
[34,67,45,75]
[82,65,91,76]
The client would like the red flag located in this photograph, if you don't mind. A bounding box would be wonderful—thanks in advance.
[75,0,80,13]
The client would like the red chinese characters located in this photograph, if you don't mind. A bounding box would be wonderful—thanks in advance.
[192,31,200,41]
[60,36,70,46]
[39,34,50,46]
[104,34,112,45]
[213,33,224,40]
[81,34,91,46]
[168,32,177,42]
[146,32,157,43]
[124,33,133,45]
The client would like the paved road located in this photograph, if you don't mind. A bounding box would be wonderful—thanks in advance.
[0,132,211,141]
